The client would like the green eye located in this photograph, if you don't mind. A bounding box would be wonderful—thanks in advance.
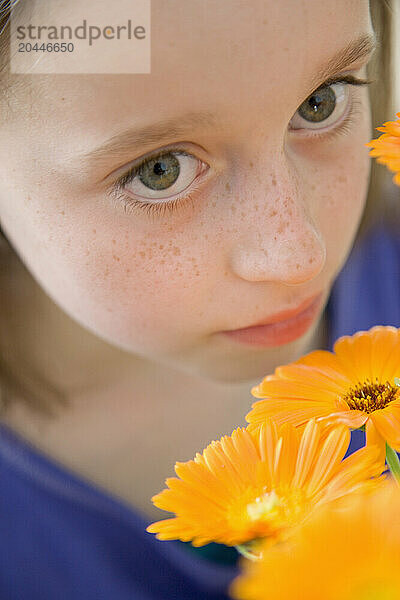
[138,153,180,191]
[297,86,336,123]
[117,150,202,201]
[110,148,209,216]
[290,82,348,131]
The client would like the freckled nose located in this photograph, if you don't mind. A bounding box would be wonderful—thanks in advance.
[229,203,326,286]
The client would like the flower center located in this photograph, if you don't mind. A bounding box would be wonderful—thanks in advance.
[245,487,307,532]
[344,378,399,413]
[246,490,282,522]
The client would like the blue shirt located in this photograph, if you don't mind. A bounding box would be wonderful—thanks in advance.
[0,423,237,599]
[0,222,398,599]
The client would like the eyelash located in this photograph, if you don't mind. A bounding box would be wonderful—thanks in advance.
[109,74,373,217]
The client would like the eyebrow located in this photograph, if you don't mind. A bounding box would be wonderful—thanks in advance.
[308,31,377,92]
[82,32,377,169]
[84,111,219,170]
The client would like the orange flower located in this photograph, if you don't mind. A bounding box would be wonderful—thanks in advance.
[230,482,400,600]
[365,112,400,185]
[146,419,382,549]
[247,326,400,461]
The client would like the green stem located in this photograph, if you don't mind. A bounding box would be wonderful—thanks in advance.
[385,443,400,485]
[235,544,259,561]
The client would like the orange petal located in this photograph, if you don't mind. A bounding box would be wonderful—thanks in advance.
[253,420,278,482]
[292,419,321,488]
[246,399,337,428]
[273,423,300,486]
[306,425,350,495]
[322,445,384,502]
[319,410,367,429]
[377,122,400,136]
[295,350,353,389]
[374,333,400,382]
[334,330,373,382]
[370,409,400,451]
[274,364,347,395]
[365,418,386,465]
[251,377,339,402]
[369,326,400,381]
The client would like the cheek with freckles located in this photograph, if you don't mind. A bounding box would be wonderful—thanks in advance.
[316,151,370,280]
[47,221,217,355]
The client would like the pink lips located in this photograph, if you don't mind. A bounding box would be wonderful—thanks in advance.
[220,293,323,348]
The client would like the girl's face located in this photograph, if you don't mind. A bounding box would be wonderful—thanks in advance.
[0,0,374,382]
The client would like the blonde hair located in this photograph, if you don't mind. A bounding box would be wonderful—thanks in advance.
[0,0,397,416]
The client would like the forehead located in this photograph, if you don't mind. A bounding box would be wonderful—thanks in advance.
[153,0,372,112]
[8,0,372,159]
